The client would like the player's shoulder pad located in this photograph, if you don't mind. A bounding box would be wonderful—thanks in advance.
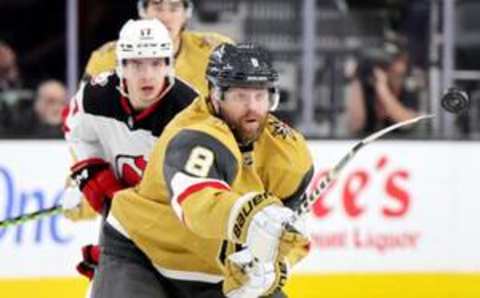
[164,128,239,184]
[264,115,313,168]
[92,40,117,56]
[184,31,234,50]
[84,41,117,78]
[263,116,314,210]
[171,77,200,103]
[81,71,119,114]
[265,115,305,144]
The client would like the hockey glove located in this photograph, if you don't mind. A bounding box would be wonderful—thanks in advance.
[278,216,311,267]
[228,192,309,264]
[70,158,123,213]
[61,184,83,212]
[62,177,99,221]
[223,249,288,298]
[76,244,101,280]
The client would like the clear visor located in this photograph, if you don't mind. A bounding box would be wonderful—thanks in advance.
[215,85,279,111]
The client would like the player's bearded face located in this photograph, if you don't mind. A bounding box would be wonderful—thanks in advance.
[219,87,270,145]
[123,58,168,109]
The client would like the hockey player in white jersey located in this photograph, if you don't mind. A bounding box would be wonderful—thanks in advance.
[63,18,198,279]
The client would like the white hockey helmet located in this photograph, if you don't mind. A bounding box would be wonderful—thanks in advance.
[116,19,174,82]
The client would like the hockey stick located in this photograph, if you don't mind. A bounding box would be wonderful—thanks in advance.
[226,114,436,297]
[0,147,79,229]
[295,86,469,217]
[0,205,63,228]
[294,113,434,217]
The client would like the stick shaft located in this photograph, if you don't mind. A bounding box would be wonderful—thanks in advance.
[295,114,434,217]
[0,205,63,228]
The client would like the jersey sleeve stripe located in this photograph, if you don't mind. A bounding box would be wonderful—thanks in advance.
[170,172,231,222]
[177,181,230,205]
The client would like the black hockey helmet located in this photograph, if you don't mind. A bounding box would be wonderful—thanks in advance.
[206,43,280,110]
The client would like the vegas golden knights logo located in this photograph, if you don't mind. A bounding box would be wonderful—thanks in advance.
[269,119,296,140]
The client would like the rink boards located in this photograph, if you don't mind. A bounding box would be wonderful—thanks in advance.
[0,140,479,297]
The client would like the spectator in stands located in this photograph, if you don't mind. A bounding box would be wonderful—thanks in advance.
[0,40,22,135]
[345,39,421,137]
[0,40,20,91]
[11,79,66,138]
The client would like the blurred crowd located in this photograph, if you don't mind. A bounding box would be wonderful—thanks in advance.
[344,35,425,138]
[0,0,476,139]
[0,41,66,138]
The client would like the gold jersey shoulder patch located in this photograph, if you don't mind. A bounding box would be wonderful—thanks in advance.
[267,117,297,141]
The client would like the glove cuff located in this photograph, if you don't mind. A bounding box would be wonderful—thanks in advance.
[264,261,288,296]
[226,192,280,243]
[70,159,123,213]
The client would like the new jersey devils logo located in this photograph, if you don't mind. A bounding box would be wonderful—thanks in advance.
[115,155,147,187]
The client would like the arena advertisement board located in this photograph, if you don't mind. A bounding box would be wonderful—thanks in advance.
[0,140,479,297]
[299,140,480,273]
[0,141,98,277]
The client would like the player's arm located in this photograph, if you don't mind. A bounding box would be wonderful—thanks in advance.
[224,137,314,298]
[163,128,263,239]
[164,128,284,243]
[63,82,122,213]
[276,167,314,267]
[282,136,315,268]
[164,129,306,264]
[280,133,315,211]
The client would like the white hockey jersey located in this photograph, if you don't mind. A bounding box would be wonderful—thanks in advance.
[64,72,198,187]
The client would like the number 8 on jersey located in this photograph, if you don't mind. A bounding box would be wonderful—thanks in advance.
[184,146,215,177]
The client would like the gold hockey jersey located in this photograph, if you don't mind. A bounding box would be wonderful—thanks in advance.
[84,31,233,97]
[110,97,314,282]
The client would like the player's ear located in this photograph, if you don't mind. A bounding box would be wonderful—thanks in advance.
[208,88,221,113]
[211,87,221,101]
[211,96,220,114]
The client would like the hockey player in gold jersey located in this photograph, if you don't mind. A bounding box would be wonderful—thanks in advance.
[93,43,313,298]
[84,0,232,97]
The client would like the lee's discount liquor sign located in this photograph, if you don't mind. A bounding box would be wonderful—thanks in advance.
[297,141,480,273]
